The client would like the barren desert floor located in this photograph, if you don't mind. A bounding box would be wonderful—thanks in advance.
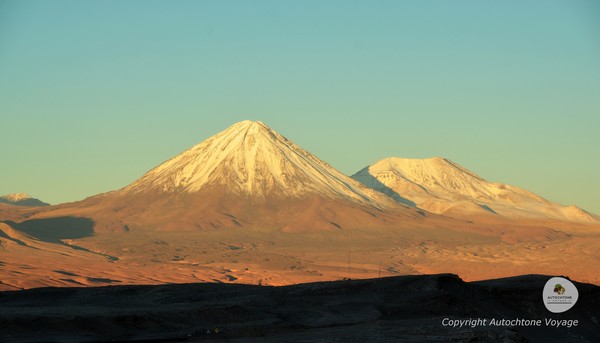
[2,215,599,290]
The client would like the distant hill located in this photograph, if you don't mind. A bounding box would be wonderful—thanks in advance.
[0,193,49,207]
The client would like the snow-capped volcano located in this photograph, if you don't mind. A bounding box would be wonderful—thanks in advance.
[70,121,414,232]
[123,120,393,208]
[0,193,49,207]
[352,157,597,223]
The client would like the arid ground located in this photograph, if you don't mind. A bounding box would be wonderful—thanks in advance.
[2,205,600,290]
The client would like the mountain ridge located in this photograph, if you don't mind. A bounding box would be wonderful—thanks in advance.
[352,157,597,223]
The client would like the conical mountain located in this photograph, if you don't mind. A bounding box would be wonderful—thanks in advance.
[123,120,393,205]
[352,157,597,223]
[63,121,417,232]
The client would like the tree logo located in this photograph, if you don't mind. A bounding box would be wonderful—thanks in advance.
[543,277,578,313]
[554,284,566,295]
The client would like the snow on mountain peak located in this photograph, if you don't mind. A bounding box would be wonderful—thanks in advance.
[1,193,32,201]
[122,120,394,208]
[353,157,491,200]
[0,193,49,206]
[352,157,597,222]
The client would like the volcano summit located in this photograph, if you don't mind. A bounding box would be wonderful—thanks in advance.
[125,120,393,205]
[35,120,417,233]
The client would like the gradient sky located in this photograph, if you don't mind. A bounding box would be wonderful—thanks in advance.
[1,0,599,214]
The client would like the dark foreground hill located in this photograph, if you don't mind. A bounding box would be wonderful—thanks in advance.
[0,274,598,342]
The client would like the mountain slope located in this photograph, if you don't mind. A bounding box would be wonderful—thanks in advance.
[352,157,597,223]
[41,121,418,232]
[123,120,393,206]
[0,193,49,207]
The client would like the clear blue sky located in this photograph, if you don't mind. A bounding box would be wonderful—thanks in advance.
[1,0,599,214]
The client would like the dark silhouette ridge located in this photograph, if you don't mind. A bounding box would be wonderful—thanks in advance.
[0,274,597,343]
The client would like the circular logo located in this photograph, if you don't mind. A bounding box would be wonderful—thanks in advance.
[543,277,578,313]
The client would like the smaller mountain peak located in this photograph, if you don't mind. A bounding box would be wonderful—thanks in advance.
[0,193,49,206]
[376,156,451,167]
[1,193,32,201]
[405,156,450,163]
